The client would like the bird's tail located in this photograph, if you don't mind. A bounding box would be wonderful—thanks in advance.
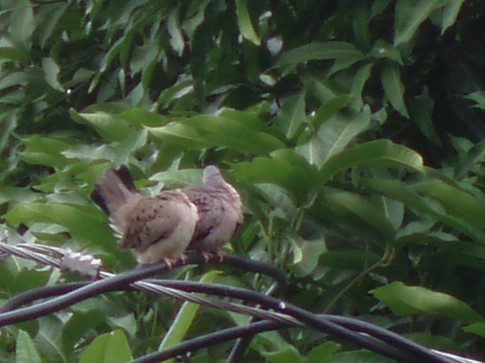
[91,166,138,216]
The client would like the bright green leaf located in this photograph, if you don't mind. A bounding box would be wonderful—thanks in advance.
[311,95,353,130]
[4,202,116,248]
[371,281,484,323]
[79,330,132,363]
[159,271,220,359]
[42,57,64,91]
[464,322,485,339]
[439,0,466,34]
[16,330,42,363]
[320,139,423,184]
[277,92,306,139]
[298,109,371,168]
[235,0,261,45]
[464,91,485,110]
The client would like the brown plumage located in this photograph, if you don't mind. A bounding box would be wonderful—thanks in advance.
[91,166,198,264]
[183,165,243,252]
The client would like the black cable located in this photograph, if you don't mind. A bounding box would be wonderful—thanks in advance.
[0,278,457,363]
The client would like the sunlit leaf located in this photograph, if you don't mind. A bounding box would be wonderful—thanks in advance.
[464,322,485,339]
[298,109,371,168]
[235,0,261,45]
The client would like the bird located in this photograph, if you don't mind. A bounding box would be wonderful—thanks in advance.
[91,166,198,265]
[183,165,243,253]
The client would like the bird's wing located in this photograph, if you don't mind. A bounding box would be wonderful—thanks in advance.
[121,193,188,250]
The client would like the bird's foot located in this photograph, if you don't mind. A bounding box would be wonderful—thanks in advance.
[162,257,177,270]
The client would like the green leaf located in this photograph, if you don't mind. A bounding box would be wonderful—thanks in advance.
[332,349,395,363]
[0,46,29,62]
[263,345,303,363]
[10,0,35,46]
[42,57,64,92]
[159,271,220,359]
[4,202,116,249]
[235,0,261,45]
[292,236,327,277]
[319,251,380,270]
[0,71,28,91]
[148,115,285,155]
[322,191,396,240]
[409,87,440,146]
[369,39,402,63]
[464,91,485,110]
[310,95,353,130]
[454,140,485,179]
[277,92,306,139]
[394,0,440,46]
[320,139,424,184]
[351,63,373,110]
[19,135,72,168]
[413,179,485,230]
[371,281,484,323]
[298,109,371,168]
[438,0,466,34]
[33,317,65,362]
[363,178,485,242]
[63,310,107,355]
[463,322,485,339]
[277,41,365,67]
[167,6,185,56]
[381,61,409,117]
[305,341,341,363]
[79,330,132,363]
[16,330,42,363]
[234,149,320,204]
[70,109,137,142]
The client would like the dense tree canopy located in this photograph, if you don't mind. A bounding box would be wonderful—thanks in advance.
[0,0,483,362]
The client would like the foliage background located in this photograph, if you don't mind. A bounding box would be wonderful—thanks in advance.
[0,0,484,362]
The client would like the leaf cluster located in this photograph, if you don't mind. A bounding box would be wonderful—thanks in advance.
[0,0,483,361]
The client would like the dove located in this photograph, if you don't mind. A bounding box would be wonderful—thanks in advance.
[91,166,198,265]
[183,165,243,252]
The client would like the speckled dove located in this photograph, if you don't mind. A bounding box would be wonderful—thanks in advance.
[183,165,243,252]
[91,166,198,265]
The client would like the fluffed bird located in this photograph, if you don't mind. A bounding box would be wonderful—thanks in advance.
[91,166,198,265]
[183,165,243,252]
